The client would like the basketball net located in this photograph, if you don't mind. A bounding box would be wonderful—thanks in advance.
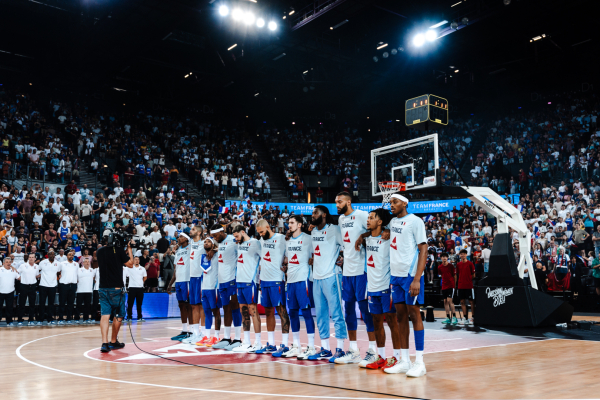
[378,181,405,205]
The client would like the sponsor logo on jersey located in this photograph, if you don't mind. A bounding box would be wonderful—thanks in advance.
[314,245,321,256]
[391,237,397,250]
[190,251,195,261]
[367,255,375,268]
[177,257,185,266]
[343,231,351,243]
[237,254,244,264]
[263,251,271,262]
[218,253,223,263]
[289,254,299,264]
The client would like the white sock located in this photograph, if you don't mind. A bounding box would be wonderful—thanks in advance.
[268,331,275,344]
[393,349,400,359]
[378,347,386,359]
[321,338,330,350]
[282,333,289,347]
[235,326,242,340]
[416,350,423,363]
[337,339,344,349]
[244,331,251,344]
[349,341,358,351]
[210,328,215,337]
[308,333,315,347]
[255,332,261,344]
[224,326,231,339]
[182,323,188,332]
[215,328,221,339]
[401,349,409,363]
[191,324,199,336]
[293,332,300,347]
[369,341,376,351]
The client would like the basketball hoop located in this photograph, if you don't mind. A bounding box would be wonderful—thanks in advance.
[378,181,405,204]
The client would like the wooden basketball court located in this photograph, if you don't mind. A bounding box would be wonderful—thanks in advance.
[3,313,600,399]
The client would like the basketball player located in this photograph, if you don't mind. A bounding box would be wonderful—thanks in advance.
[282,215,317,359]
[384,194,428,377]
[438,253,458,325]
[232,225,263,353]
[333,192,377,366]
[166,233,192,341]
[307,205,347,361]
[356,208,402,370]
[456,249,476,325]
[254,219,290,355]
[182,226,206,345]
[199,237,221,346]
[210,224,243,350]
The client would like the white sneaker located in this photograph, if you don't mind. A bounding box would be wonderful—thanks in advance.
[463,318,470,325]
[469,317,475,325]
[384,359,412,374]
[406,361,427,377]
[296,345,317,360]
[182,333,202,344]
[358,348,377,368]
[335,348,361,364]
[233,343,252,353]
[247,341,262,353]
[281,344,300,358]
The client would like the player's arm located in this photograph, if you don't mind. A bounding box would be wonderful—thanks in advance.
[409,242,429,297]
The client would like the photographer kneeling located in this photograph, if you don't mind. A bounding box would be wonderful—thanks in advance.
[97,233,134,353]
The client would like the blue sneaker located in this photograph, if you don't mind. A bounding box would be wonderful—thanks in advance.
[6,322,15,327]
[66,320,73,325]
[170,331,188,341]
[271,344,289,357]
[307,347,333,361]
[58,321,65,325]
[255,343,278,354]
[17,322,24,327]
[329,348,346,363]
[36,321,43,326]
[50,321,57,325]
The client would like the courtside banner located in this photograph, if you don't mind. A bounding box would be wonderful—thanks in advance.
[225,194,519,216]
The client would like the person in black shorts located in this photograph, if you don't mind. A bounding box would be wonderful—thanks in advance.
[456,250,476,325]
[437,253,457,325]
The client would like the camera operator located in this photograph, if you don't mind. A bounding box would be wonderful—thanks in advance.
[96,233,134,353]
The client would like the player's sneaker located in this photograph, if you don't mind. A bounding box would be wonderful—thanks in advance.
[406,361,426,377]
[359,348,377,368]
[224,339,243,351]
[334,348,361,364]
[307,347,332,360]
[177,332,192,341]
[461,318,468,325]
[205,337,219,347]
[232,343,252,353]
[384,359,412,374]
[195,336,210,346]
[170,331,188,341]
[451,317,458,325]
[212,338,232,349]
[441,318,451,324]
[329,348,345,363]
[247,341,262,353]
[182,334,201,345]
[366,355,386,369]
[271,344,289,357]
[381,357,399,371]
[468,317,475,325]
[297,345,317,360]
[254,343,277,354]
[280,344,300,358]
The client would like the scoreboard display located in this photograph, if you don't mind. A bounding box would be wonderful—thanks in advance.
[405,94,448,130]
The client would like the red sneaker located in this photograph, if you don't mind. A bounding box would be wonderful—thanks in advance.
[195,336,209,346]
[366,355,386,369]
[205,337,219,347]
[381,357,398,371]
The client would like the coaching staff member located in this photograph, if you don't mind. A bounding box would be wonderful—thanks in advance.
[97,235,134,353]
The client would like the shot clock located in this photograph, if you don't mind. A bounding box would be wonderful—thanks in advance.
[405,94,448,130]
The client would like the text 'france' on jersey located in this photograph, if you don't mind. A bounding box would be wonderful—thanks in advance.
[259,233,286,282]
[365,236,391,292]
[175,244,191,282]
[236,238,261,283]
[285,233,312,283]
[217,235,238,284]
[189,239,204,278]
[338,209,368,277]
[389,214,427,277]
[311,224,343,280]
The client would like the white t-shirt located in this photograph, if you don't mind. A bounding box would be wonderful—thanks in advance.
[77,267,95,293]
[389,214,427,277]
[126,265,147,288]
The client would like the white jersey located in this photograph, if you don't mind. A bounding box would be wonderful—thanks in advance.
[175,244,191,282]
[311,224,343,280]
[217,235,238,284]
[365,236,391,292]
[259,233,286,282]
[38,259,61,288]
[389,214,427,277]
[189,239,204,278]
[285,232,312,283]
[200,250,219,290]
[236,238,261,283]
[77,267,96,293]
[338,209,368,276]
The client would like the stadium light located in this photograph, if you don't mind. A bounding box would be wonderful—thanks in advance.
[268,21,277,31]
[330,19,348,30]
[429,20,448,29]
[228,44,237,50]
[377,43,388,50]
[256,18,265,27]
[232,8,243,21]
[244,12,255,25]
[451,1,462,6]
[219,5,229,16]
[413,34,425,47]
[454,69,459,73]
[425,30,437,42]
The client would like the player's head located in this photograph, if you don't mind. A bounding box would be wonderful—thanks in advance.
[256,219,272,240]
[209,223,227,243]
[190,225,202,240]
[389,194,409,216]
[177,232,190,247]
[441,252,448,262]
[367,208,392,231]
[335,192,352,215]
[288,215,306,235]
[232,224,247,243]
[204,237,217,251]
[312,205,333,227]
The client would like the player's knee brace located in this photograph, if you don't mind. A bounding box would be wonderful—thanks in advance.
[300,308,315,334]
[232,308,242,327]
[345,300,358,331]
[289,309,300,332]
[358,300,374,332]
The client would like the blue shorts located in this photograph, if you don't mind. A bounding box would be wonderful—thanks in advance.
[391,275,425,306]
[287,280,313,310]
[99,288,126,318]
[219,279,237,306]
[175,281,190,302]
[237,282,257,305]
[260,281,285,308]
[201,289,222,310]
[367,289,395,314]
[342,273,368,302]
[189,277,203,305]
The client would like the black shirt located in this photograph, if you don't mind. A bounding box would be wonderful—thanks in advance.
[31,228,42,241]
[157,237,169,253]
[97,245,130,288]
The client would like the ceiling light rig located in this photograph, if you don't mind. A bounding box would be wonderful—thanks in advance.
[218,3,277,31]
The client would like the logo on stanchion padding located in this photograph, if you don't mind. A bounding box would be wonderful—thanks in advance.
[486,287,514,307]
